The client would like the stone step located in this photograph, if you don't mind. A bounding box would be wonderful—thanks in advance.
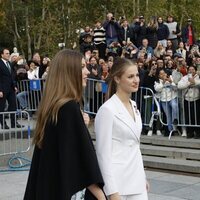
[141,144,200,161]
[143,155,200,174]
[141,135,200,149]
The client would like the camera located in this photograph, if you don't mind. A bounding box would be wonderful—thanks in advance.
[111,17,115,21]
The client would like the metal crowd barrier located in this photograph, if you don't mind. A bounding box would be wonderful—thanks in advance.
[83,78,108,115]
[155,85,200,139]
[16,79,45,112]
[0,111,31,171]
[15,78,200,139]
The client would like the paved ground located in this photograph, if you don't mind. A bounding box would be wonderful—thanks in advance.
[0,168,200,200]
[1,118,200,199]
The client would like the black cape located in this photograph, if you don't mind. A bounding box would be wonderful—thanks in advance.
[24,100,104,200]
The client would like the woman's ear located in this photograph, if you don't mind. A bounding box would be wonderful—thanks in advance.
[114,76,120,84]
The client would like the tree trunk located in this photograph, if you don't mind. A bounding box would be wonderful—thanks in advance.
[146,0,149,12]
[11,0,24,55]
[132,0,136,16]
[136,0,140,15]
[167,0,173,13]
[67,0,71,40]
[25,6,32,60]
[61,2,67,45]
[35,0,46,50]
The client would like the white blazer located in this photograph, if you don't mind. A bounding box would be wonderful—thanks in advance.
[95,94,146,196]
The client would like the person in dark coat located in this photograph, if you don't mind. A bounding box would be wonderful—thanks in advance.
[0,48,24,129]
[118,19,133,47]
[182,18,196,47]
[134,15,147,47]
[157,17,169,48]
[23,49,106,200]
[146,16,158,49]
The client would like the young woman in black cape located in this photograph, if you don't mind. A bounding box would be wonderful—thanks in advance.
[23,49,106,200]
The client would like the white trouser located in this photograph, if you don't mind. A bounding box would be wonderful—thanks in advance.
[120,191,148,200]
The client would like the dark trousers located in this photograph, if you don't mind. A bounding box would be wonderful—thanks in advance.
[0,91,17,126]
[95,43,106,60]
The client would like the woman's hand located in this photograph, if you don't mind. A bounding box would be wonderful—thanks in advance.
[82,112,90,127]
[0,91,3,98]
[87,184,106,200]
[109,193,121,200]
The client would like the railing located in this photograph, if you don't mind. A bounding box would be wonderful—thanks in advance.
[15,78,200,138]
[0,111,31,171]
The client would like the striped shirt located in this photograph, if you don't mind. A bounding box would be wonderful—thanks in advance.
[93,27,106,45]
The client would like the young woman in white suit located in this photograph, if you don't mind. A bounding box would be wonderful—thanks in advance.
[95,58,149,200]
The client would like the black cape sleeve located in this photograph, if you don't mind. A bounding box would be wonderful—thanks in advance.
[23,100,104,200]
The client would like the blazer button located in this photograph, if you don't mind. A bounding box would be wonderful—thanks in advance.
[129,143,133,147]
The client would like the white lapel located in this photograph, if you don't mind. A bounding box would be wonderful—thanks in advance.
[111,94,141,142]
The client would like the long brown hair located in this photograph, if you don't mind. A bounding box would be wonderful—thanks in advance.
[107,58,137,99]
[33,49,83,148]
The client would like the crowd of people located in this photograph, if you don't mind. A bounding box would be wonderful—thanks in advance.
[1,13,200,139]
[78,13,200,139]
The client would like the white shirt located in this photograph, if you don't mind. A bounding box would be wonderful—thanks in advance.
[27,67,39,80]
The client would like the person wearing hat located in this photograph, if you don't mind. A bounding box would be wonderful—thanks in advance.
[182,18,196,48]
[134,15,147,47]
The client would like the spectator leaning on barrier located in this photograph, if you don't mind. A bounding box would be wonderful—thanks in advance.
[154,68,178,136]
[171,62,187,137]
[86,56,102,116]
[27,60,39,80]
[15,59,29,112]
[177,65,200,139]
[143,60,162,136]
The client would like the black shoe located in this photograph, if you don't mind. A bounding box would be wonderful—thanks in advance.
[194,135,200,139]
[1,123,9,129]
[186,134,194,139]
[11,122,25,128]
[173,119,178,126]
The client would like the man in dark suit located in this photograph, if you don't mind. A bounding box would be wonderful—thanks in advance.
[0,48,23,129]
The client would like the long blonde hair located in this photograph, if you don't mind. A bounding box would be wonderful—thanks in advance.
[33,49,83,148]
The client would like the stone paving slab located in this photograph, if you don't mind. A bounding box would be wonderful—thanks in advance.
[0,170,200,200]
